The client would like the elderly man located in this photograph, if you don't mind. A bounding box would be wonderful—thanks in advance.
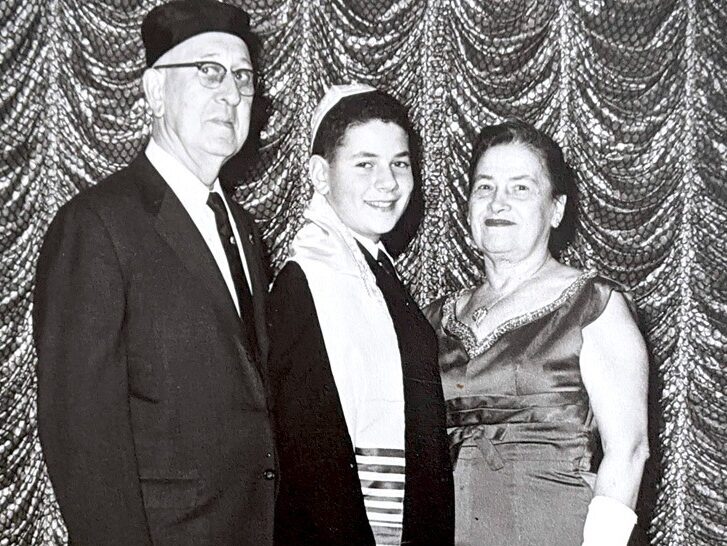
[33,2,275,545]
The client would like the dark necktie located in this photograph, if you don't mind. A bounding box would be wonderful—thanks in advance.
[374,249,413,308]
[356,242,411,306]
[376,249,399,279]
[207,192,258,360]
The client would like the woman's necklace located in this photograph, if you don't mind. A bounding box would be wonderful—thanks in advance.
[471,257,551,326]
[471,292,509,325]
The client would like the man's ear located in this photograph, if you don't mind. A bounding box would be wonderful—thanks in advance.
[309,155,330,195]
[142,68,165,118]
[551,194,567,228]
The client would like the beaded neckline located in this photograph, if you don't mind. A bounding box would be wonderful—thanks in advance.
[442,270,598,359]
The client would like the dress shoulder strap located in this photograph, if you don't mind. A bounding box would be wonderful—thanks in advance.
[580,273,638,328]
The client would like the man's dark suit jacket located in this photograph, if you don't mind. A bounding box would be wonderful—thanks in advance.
[33,154,276,546]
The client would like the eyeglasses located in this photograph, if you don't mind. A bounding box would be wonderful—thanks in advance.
[153,61,255,96]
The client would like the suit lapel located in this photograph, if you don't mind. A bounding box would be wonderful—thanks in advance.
[134,156,244,347]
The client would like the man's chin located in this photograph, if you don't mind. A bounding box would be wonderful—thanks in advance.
[205,139,246,162]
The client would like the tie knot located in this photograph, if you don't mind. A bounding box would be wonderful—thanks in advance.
[377,250,397,277]
[207,191,226,214]
[207,192,233,239]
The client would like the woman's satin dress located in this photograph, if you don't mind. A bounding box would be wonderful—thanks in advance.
[425,272,629,546]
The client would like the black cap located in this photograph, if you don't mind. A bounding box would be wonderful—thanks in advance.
[142,0,254,67]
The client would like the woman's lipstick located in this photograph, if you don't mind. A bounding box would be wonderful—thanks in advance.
[484,218,515,226]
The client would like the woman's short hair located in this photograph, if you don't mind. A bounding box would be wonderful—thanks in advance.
[468,120,578,257]
[311,90,414,161]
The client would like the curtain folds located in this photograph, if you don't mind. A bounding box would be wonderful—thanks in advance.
[0,1,724,544]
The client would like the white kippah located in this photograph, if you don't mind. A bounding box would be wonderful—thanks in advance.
[310,83,377,153]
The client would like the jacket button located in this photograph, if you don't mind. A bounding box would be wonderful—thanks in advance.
[263,469,276,480]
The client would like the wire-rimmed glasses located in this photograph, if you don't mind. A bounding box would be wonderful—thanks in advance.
[154,61,255,96]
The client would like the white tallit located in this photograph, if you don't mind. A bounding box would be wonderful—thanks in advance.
[288,191,405,451]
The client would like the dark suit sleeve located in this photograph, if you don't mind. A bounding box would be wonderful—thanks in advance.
[267,263,374,545]
[266,263,311,374]
[267,263,316,544]
[33,199,152,546]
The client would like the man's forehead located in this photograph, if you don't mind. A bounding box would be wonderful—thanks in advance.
[159,31,250,63]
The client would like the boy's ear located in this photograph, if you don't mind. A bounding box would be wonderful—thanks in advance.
[551,194,566,228]
[309,155,330,195]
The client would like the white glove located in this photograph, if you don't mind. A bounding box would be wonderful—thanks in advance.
[581,495,637,546]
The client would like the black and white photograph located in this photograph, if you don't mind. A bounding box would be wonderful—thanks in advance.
[0,1,725,545]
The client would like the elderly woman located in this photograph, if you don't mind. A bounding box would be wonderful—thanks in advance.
[267,85,454,546]
[425,120,649,546]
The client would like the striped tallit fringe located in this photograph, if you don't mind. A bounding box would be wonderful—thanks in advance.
[356,447,405,546]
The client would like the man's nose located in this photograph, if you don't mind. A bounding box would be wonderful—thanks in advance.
[218,72,242,106]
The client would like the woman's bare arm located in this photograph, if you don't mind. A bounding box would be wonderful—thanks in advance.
[580,290,650,508]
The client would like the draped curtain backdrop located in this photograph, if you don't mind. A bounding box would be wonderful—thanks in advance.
[1,0,725,544]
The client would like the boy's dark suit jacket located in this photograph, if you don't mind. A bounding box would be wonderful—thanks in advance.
[33,155,276,546]
[268,261,454,546]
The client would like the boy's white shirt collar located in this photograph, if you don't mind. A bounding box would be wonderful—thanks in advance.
[351,233,393,264]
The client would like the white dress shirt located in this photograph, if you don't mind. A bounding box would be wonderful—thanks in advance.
[145,139,253,315]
